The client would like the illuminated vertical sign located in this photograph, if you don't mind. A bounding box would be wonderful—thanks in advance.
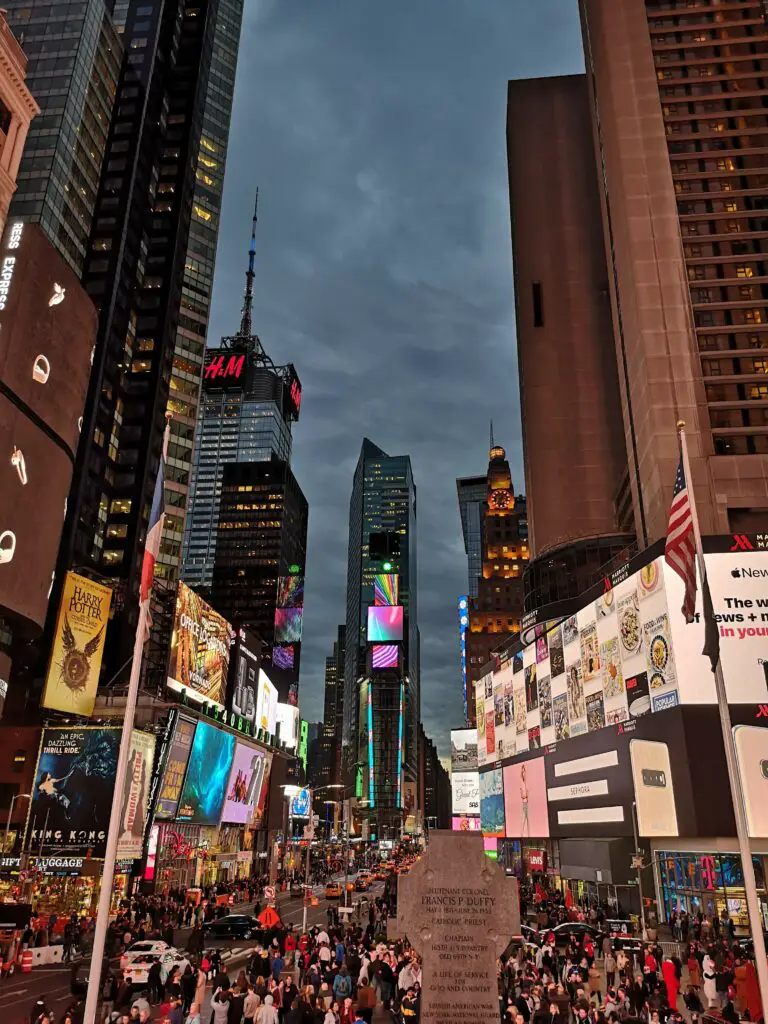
[368,685,375,809]
[458,596,469,721]
[396,681,404,809]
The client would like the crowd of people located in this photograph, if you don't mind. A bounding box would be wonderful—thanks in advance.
[24,879,768,1024]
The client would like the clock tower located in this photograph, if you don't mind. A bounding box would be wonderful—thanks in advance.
[460,434,528,726]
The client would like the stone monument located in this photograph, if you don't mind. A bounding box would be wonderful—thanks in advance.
[397,830,520,1024]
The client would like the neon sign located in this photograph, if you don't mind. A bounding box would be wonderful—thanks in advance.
[368,685,375,809]
[204,353,246,384]
[290,377,302,413]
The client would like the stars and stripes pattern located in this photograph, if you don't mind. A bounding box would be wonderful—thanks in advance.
[665,456,697,622]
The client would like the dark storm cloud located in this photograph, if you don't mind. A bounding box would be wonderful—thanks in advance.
[208,0,584,755]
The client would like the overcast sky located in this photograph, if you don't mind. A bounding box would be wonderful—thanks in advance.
[208,0,584,758]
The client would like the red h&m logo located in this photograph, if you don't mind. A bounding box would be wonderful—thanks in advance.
[731,534,754,551]
[290,378,302,412]
[204,353,245,381]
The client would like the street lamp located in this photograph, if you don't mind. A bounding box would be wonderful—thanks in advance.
[5,793,31,855]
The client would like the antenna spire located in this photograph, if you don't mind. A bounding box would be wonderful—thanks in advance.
[239,188,258,337]
[490,419,494,452]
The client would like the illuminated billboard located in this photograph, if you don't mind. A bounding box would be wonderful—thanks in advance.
[26,727,119,857]
[479,767,504,838]
[450,728,478,773]
[274,607,303,644]
[452,772,480,815]
[155,714,196,820]
[275,702,299,749]
[220,741,267,825]
[117,730,156,860]
[202,349,247,390]
[256,668,278,736]
[176,721,235,824]
[167,581,230,711]
[374,574,399,606]
[41,571,112,717]
[277,575,304,608]
[372,644,398,669]
[0,223,97,634]
[273,645,294,670]
[228,628,258,727]
[367,605,403,642]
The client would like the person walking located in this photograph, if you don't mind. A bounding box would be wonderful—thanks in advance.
[185,1002,202,1024]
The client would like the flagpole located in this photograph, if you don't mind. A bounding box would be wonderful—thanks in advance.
[83,415,170,1024]
[83,599,148,1024]
[678,421,768,1017]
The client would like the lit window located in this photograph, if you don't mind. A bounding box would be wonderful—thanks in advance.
[736,266,754,278]
[110,498,132,515]
[107,523,128,539]
[725,202,738,213]
[745,310,764,324]
[193,204,212,222]
[131,359,152,373]
[103,550,124,565]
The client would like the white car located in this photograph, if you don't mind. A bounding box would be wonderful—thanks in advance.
[123,948,191,987]
[120,939,170,972]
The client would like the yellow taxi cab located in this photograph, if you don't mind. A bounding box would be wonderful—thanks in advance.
[324,882,342,899]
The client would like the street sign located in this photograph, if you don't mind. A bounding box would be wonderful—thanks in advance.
[264,885,276,903]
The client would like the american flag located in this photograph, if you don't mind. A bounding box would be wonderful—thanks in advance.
[665,456,697,622]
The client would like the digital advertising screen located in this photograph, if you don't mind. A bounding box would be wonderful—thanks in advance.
[452,815,481,832]
[274,607,303,644]
[176,721,236,824]
[452,772,480,816]
[26,727,120,857]
[41,571,112,717]
[155,714,196,820]
[374,574,399,606]
[253,751,273,829]
[167,582,230,711]
[116,730,156,860]
[256,669,278,735]
[277,575,304,608]
[220,741,267,825]
[450,729,478,773]
[372,644,398,669]
[504,756,549,839]
[479,766,505,838]
[273,645,294,670]
[367,605,404,643]
[275,702,299,749]
[229,628,259,727]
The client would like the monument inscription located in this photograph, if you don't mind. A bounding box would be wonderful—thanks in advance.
[398,831,520,1024]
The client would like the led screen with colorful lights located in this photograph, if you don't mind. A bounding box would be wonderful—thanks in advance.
[367,605,403,642]
[277,575,304,608]
[372,644,398,669]
[273,644,295,670]
[374,573,399,607]
[274,607,303,644]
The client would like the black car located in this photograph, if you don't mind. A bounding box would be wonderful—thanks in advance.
[202,914,260,940]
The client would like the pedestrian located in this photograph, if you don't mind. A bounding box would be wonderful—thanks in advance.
[147,957,164,1004]
[354,979,376,1024]
[662,956,680,1010]
[604,950,616,990]
[257,994,279,1024]
[244,987,261,1024]
[212,987,232,1024]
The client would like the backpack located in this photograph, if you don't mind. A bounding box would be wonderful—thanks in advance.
[336,974,350,997]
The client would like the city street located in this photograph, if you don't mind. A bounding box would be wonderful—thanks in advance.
[0,877,384,1023]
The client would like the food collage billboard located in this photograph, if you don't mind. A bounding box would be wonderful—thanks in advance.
[478,548,768,769]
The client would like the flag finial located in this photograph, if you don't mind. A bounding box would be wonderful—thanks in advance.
[677,420,686,429]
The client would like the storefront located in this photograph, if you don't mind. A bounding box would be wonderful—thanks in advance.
[654,845,768,931]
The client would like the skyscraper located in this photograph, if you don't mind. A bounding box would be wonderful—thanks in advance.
[182,208,304,696]
[461,440,528,725]
[38,0,250,684]
[575,0,768,541]
[507,74,637,608]
[456,475,487,600]
[318,625,345,791]
[343,438,418,829]
[4,0,121,274]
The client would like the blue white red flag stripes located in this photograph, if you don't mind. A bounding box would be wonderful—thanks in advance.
[665,455,697,622]
[139,420,170,605]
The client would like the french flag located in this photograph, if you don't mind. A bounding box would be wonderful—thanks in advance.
[140,419,170,606]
